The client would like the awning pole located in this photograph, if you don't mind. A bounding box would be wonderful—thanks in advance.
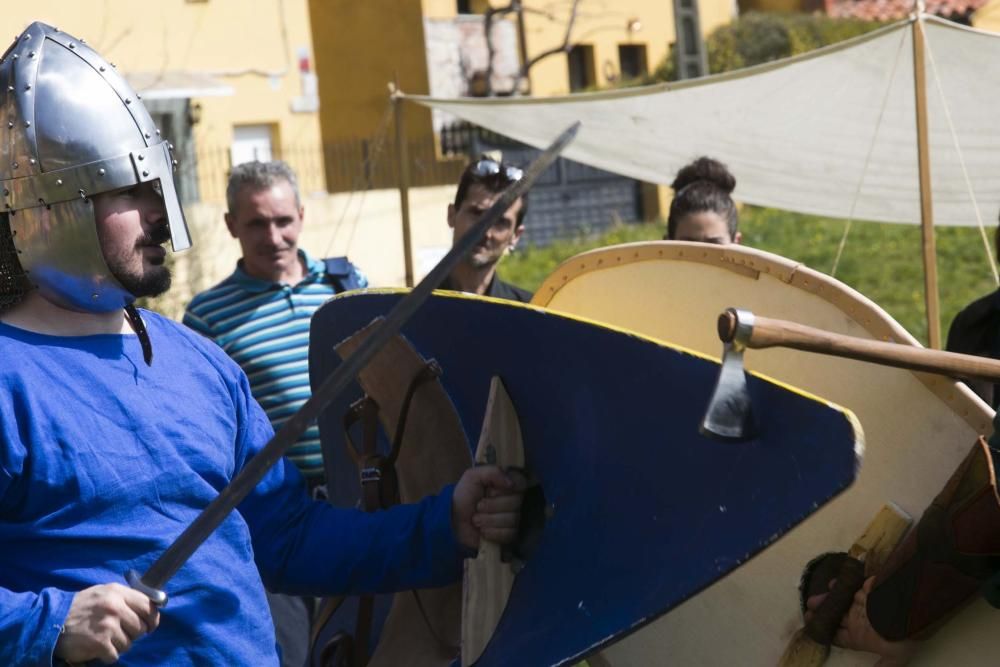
[391,77,415,288]
[912,10,941,348]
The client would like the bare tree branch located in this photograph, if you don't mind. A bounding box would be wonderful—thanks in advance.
[481,0,583,97]
[510,0,581,94]
[483,0,521,96]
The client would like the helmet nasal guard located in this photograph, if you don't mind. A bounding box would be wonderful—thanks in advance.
[0,22,191,312]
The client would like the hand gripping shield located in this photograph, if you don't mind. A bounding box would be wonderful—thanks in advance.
[0,22,190,312]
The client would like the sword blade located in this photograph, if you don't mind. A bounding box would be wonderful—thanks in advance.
[131,121,581,599]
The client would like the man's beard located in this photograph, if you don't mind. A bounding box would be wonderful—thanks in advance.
[104,226,173,298]
[465,243,503,270]
[111,260,172,298]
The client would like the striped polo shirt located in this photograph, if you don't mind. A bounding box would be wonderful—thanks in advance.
[183,250,366,481]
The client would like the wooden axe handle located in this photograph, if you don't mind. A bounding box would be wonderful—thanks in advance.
[718,309,1000,383]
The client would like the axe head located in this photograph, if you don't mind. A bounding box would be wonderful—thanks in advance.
[700,311,757,441]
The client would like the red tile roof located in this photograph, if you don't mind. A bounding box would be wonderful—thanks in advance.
[826,0,989,20]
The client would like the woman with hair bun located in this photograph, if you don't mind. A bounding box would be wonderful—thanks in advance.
[664,156,742,245]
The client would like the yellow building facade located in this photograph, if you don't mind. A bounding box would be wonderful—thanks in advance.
[7,2,738,203]
[5,1,325,201]
[309,0,735,196]
[421,0,735,96]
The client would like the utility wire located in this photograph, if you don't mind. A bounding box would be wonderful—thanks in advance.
[322,101,395,259]
[923,19,999,286]
[831,25,907,277]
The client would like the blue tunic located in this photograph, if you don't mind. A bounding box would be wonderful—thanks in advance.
[0,311,463,665]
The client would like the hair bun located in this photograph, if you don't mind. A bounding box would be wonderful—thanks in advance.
[671,156,736,194]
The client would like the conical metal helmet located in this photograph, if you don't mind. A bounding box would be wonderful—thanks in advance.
[0,21,191,312]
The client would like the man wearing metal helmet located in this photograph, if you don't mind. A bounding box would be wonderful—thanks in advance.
[0,22,523,666]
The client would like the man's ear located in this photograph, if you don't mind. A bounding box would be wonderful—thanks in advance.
[447,203,457,229]
[733,230,743,245]
[224,212,238,239]
[299,206,305,224]
[511,223,525,248]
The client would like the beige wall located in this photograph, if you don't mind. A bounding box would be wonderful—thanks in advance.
[151,185,456,320]
[7,1,325,198]
[974,0,1000,31]
[423,0,466,20]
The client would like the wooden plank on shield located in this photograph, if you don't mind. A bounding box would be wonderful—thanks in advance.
[462,376,525,665]
[779,503,912,666]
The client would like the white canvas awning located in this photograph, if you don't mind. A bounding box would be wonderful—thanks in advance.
[407,16,1000,227]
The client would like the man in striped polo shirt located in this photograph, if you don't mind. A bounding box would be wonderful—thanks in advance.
[183,160,366,666]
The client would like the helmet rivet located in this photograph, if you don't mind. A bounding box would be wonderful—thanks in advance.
[137,94,142,100]
[11,54,17,60]
[56,179,63,186]
[29,158,35,165]
[172,159,179,167]
[6,86,12,92]
[6,121,12,128]
[98,168,106,176]
[99,65,106,72]
[25,121,30,127]
[144,133,151,139]
[80,39,86,44]
[137,154,144,161]
[23,33,30,40]
[29,51,35,58]
[125,98,132,105]
[24,83,31,90]
[156,129,161,136]
[79,189,86,197]
[111,62,116,68]
[12,162,17,169]
[68,42,76,49]
[142,170,149,177]
[92,294,99,301]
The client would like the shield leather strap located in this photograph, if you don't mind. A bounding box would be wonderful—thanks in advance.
[313,362,443,667]
[867,436,1000,640]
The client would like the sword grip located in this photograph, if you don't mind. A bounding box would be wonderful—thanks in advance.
[126,569,168,607]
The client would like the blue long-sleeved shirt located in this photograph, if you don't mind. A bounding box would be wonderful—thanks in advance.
[0,312,464,665]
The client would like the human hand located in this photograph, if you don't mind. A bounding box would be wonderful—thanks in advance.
[54,583,160,664]
[451,465,527,551]
[805,576,916,666]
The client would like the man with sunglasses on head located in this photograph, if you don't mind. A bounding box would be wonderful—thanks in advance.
[439,156,533,302]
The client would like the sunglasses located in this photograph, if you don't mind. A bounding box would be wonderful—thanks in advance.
[469,159,524,183]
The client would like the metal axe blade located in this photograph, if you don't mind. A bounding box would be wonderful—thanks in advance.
[700,308,756,442]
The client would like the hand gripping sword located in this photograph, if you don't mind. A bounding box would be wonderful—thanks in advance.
[126,121,581,606]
